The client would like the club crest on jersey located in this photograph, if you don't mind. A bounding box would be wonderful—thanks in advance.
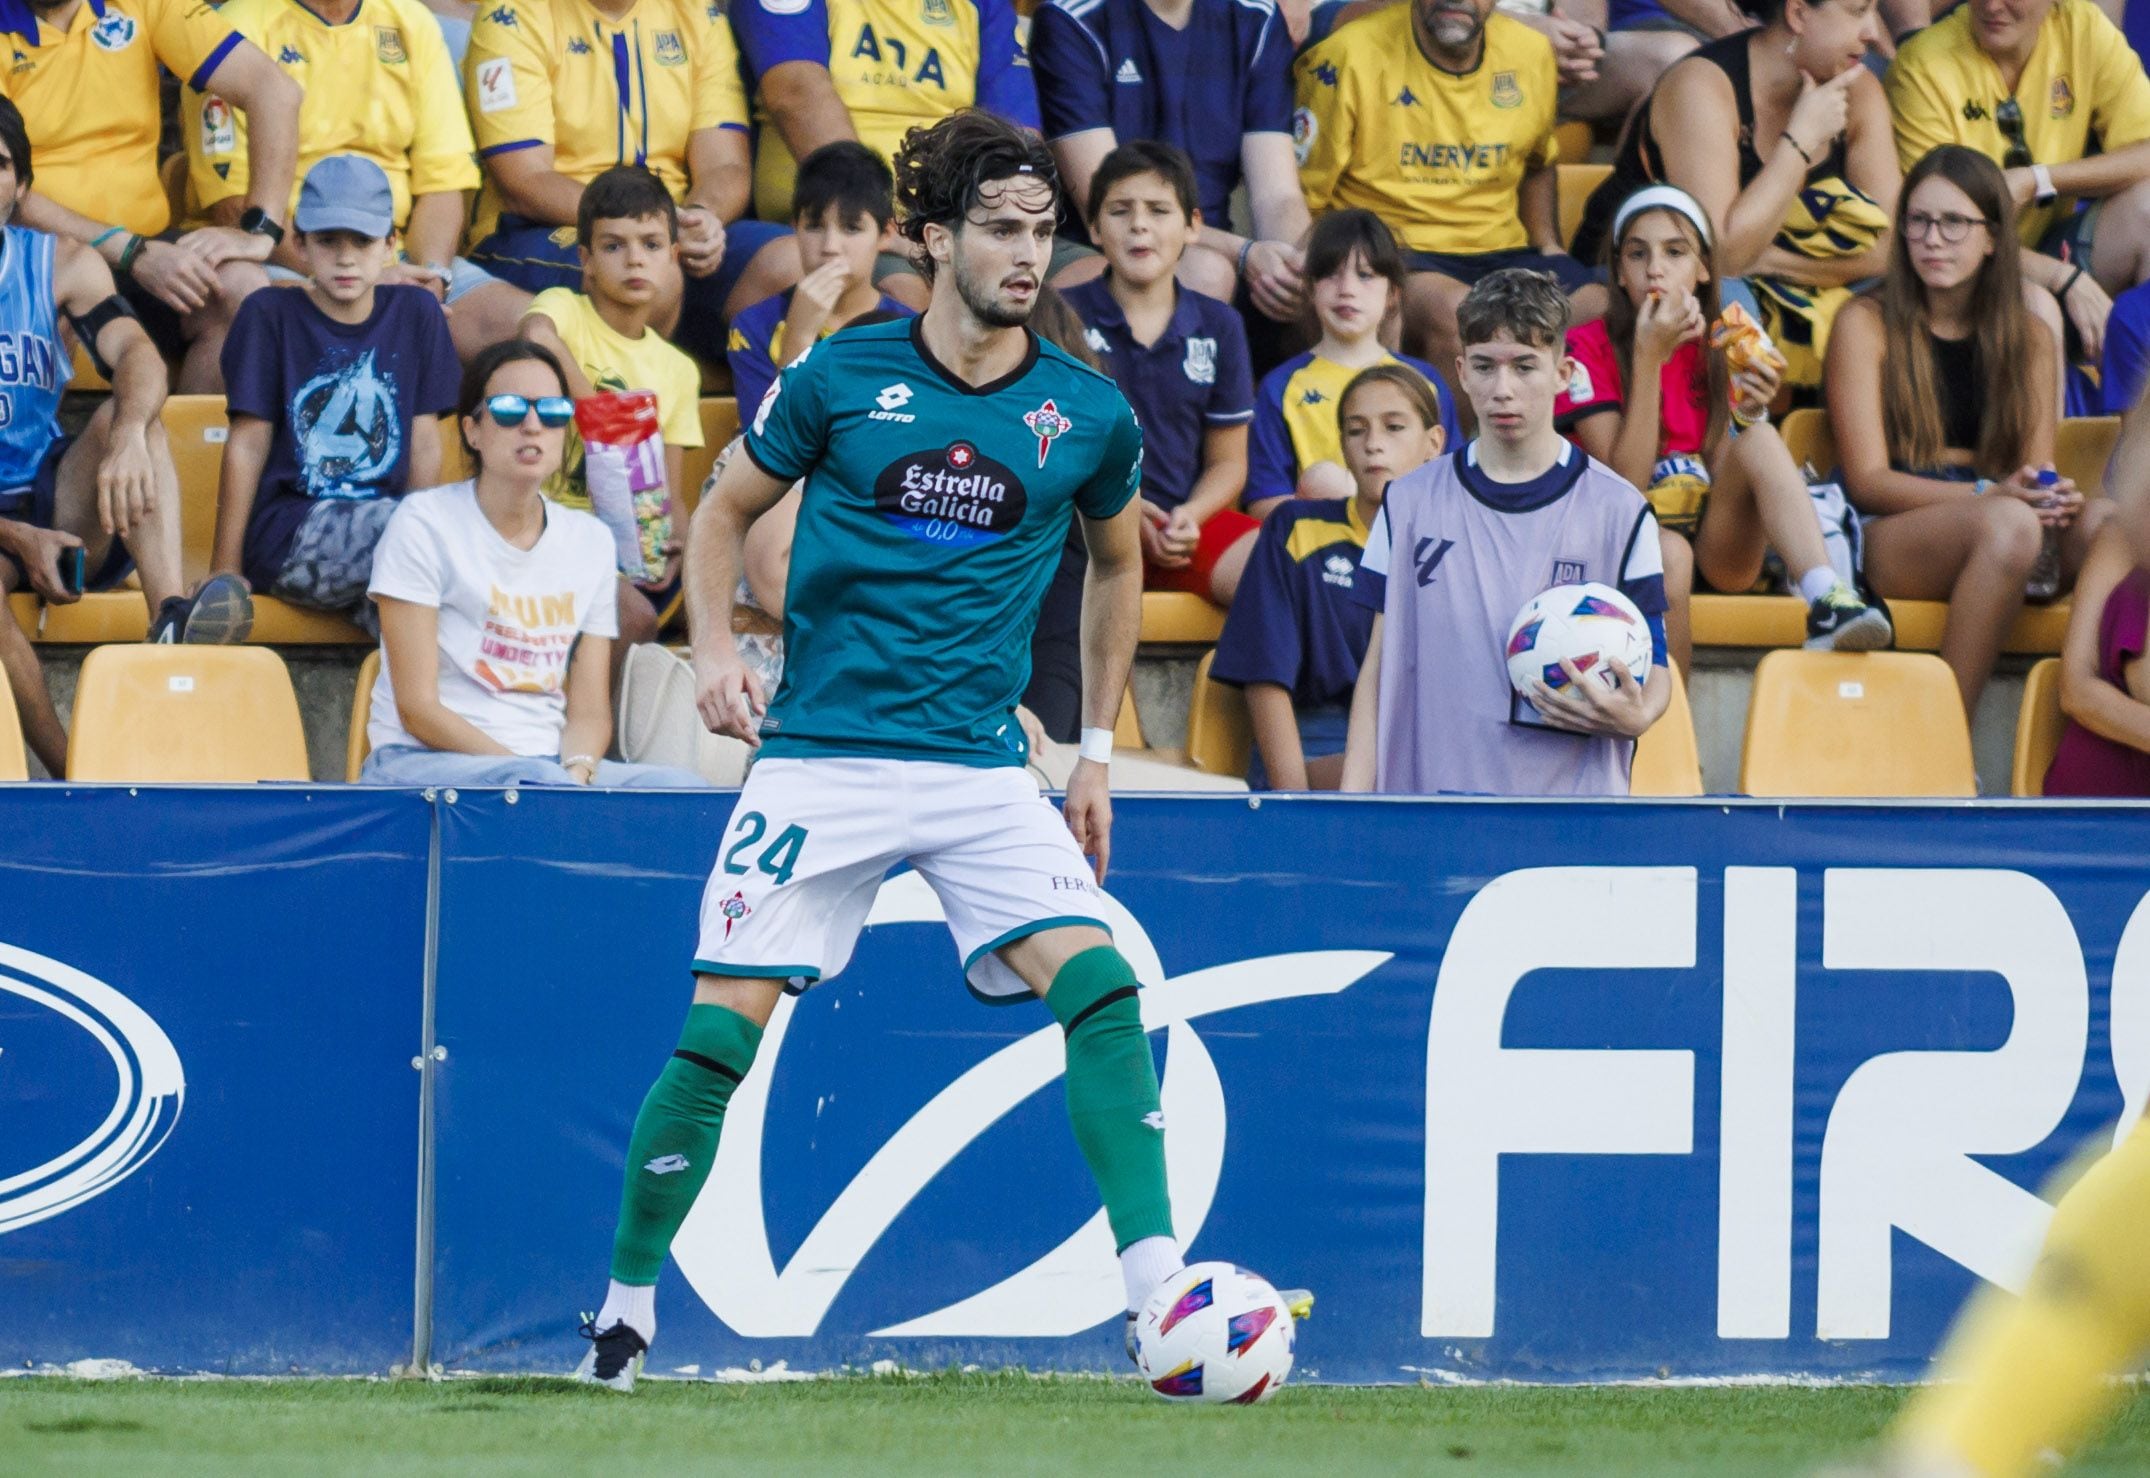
[375,26,407,64]
[922,0,955,25]
[90,11,136,49]
[2051,75,2076,119]
[654,29,686,65]
[1491,70,1521,109]
[1023,399,1072,468]
[720,891,751,939]
[1183,337,1217,386]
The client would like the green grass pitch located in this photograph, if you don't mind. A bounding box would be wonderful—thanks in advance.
[6,1373,2150,1476]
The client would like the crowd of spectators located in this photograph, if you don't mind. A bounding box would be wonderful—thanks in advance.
[0,0,2148,794]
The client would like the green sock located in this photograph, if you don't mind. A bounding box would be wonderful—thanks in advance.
[1047,945,1174,1250]
[608,1003,764,1284]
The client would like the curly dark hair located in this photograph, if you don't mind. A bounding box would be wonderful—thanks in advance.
[892,110,1059,282]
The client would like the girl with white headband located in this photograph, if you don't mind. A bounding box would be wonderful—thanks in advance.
[1556,184,1892,670]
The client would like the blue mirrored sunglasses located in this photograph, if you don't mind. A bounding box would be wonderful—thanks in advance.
[483,393,575,428]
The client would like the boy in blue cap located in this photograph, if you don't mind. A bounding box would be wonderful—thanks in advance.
[209,154,461,637]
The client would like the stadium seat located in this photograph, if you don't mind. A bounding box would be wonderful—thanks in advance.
[251,598,369,644]
[163,394,229,586]
[68,644,310,782]
[2055,416,2119,499]
[69,338,108,394]
[436,417,473,484]
[1557,163,1611,252]
[1554,119,1595,163]
[1631,660,1702,796]
[161,151,188,228]
[347,648,380,782]
[1140,591,1225,644]
[1777,407,1835,476]
[1183,649,1251,777]
[1690,593,2071,655]
[1737,650,1975,797]
[0,659,26,781]
[1115,684,1143,747]
[2012,656,2064,797]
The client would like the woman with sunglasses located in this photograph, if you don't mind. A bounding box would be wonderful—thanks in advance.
[1570,0,1898,390]
[1827,145,2112,716]
[359,339,703,787]
[1887,0,2150,368]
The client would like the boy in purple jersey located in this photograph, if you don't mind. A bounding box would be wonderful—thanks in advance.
[1341,269,1673,797]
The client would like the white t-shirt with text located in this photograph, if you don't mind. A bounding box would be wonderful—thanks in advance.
[367,481,620,757]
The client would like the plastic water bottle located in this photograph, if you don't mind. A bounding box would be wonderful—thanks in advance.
[2027,469,2063,603]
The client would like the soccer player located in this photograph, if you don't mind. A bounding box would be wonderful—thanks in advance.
[574,110,1200,1391]
[1341,268,1672,797]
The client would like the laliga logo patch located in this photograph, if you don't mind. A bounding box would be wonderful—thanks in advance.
[671,874,1388,1337]
[1023,398,1071,468]
[0,942,184,1234]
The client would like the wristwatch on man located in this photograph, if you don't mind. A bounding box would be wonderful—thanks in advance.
[2032,165,2058,207]
[238,206,285,246]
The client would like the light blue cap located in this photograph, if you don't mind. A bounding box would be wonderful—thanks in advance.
[293,155,395,239]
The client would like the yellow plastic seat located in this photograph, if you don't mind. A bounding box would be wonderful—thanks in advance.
[35,592,150,643]
[1114,684,1143,747]
[249,598,370,645]
[2012,656,2065,797]
[680,398,740,519]
[1557,162,1610,251]
[1737,650,1975,797]
[1690,593,2071,656]
[2055,416,2119,500]
[0,658,26,780]
[1184,649,1251,777]
[347,648,381,782]
[1631,660,1702,796]
[436,417,473,485]
[1140,591,1225,644]
[162,394,229,586]
[1554,119,1596,164]
[1777,407,1837,476]
[67,645,310,782]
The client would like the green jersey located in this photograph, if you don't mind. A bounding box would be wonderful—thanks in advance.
[742,316,1143,766]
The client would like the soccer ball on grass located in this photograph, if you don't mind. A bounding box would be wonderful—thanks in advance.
[1131,1261,1295,1404]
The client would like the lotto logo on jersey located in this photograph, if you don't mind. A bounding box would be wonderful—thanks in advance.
[874,444,1028,548]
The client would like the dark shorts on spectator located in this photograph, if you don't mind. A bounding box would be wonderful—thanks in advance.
[1404,247,1604,292]
[0,435,133,593]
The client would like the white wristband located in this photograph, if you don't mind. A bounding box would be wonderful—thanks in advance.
[2032,164,2058,205]
[1078,727,1114,765]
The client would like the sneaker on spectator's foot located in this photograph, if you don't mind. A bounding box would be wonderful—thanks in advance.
[572,1316,646,1392]
[148,574,253,645]
[1804,583,1892,652]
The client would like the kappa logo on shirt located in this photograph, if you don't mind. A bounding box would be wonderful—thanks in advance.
[1183,337,1216,385]
[89,12,136,50]
[486,4,519,24]
[1083,326,1110,357]
[278,44,305,64]
[1299,386,1326,407]
[568,34,591,53]
[871,382,916,423]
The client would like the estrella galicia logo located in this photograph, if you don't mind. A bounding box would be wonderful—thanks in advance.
[671,873,1388,1337]
[874,443,1027,548]
[0,941,184,1234]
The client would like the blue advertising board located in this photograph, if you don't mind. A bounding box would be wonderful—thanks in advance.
[0,788,433,1374]
[426,792,2150,1383]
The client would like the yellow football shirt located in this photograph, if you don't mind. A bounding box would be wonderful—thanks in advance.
[738,0,1036,222]
[1,0,239,236]
[1887,0,2150,245]
[185,0,479,232]
[1293,7,1559,257]
[463,0,750,244]
[525,287,704,510]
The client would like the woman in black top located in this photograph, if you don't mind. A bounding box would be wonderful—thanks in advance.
[1828,146,2107,715]
[1572,0,1898,388]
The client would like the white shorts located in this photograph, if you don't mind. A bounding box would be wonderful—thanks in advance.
[692,757,1112,1002]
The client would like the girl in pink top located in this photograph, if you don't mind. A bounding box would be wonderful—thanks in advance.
[2045,523,2150,797]
[1556,184,1889,672]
